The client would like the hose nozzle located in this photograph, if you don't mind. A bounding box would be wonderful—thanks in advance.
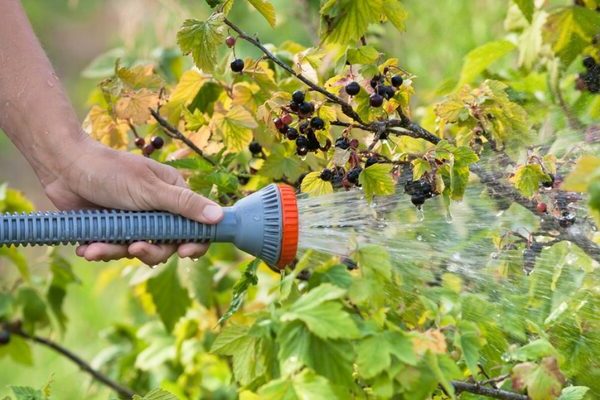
[0,184,298,268]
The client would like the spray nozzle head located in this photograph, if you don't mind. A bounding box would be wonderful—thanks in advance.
[221,184,298,268]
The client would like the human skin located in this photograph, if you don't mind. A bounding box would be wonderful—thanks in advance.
[0,1,223,265]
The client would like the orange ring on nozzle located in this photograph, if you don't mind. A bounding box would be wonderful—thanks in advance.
[276,184,299,269]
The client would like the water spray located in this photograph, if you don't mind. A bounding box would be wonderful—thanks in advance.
[0,184,299,268]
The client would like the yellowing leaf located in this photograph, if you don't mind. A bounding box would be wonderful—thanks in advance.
[247,0,277,27]
[321,0,383,45]
[301,172,334,197]
[177,13,226,73]
[212,106,258,152]
[544,6,600,65]
[512,164,549,198]
[562,155,600,192]
[117,65,164,90]
[512,357,566,400]
[382,0,408,31]
[412,329,447,356]
[359,163,395,201]
[412,159,431,180]
[162,70,207,123]
[115,89,159,124]
[83,105,129,150]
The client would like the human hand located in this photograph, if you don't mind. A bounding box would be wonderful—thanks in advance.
[43,136,223,265]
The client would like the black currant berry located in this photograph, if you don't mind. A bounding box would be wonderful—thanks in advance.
[281,113,293,125]
[299,101,315,115]
[278,124,289,134]
[306,129,320,151]
[365,156,378,167]
[335,137,350,150]
[310,117,325,130]
[151,136,164,149]
[296,135,309,148]
[384,86,396,100]
[297,147,308,156]
[345,81,361,96]
[299,121,310,134]
[292,90,305,104]
[559,213,576,228]
[370,93,384,108]
[411,193,426,207]
[347,167,362,184]
[370,74,382,89]
[286,127,299,140]
[274,117,284,130]
[583,56,596,69]
[142,143,155,157]
[249,141,262,155]
[134,137,145,149]
[289,102,300,112]
[230,59,244,73]
[391,75,403,87]
[320,169,333,181]
[341,257,358,270]
[0,330,10,345]
[225,36,236,48]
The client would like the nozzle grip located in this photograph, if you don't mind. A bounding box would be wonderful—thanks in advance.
[0,210,234,247]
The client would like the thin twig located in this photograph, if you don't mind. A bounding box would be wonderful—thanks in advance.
[149,108,215,166]
[452,381,528,400]
[11,327,135,399]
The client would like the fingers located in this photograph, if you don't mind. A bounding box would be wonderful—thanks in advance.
[76,243,131,262]
[128,242,178,266]
[177,242,210,259]
[151,183,224,224]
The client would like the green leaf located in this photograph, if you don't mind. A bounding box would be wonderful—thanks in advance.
[165,157,214,173]
[133,388,178,400]
[514,339,557,361]
[218,258,260,324]
[513,164,549,198]
[147,258,191,332]
[0,335,33,365]
[213,106,259,152]
[347,46,381,65]
[47,250,79,330]
[359,163,395,201]
[301,172,334,197]
[382,0,407,31]
[177,13,226,73]
[356,245,392,280]
[356,335,391,378]
[455,321,482,376]
[281,284,359,339]
[0,293,12,319]
[512,357,566,400]
[558,386,590,400]
[513,0,535,22]
[257,369,337,400]
[10,386,44,400]
[562,155,600,192]
[412,159,432,180]
[457,40,516,88]
[321,0,383,45]
[247,0,276,27]
[17,287,49,329]
[260,144,305,182]
[544,6,600,65]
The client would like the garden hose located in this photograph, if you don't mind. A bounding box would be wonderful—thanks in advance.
[0,184,299,268]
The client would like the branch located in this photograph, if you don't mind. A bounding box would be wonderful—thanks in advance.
[9,325,135,399]
[223,18,366,125]
[149,108,215,166]
[452,381,528,400]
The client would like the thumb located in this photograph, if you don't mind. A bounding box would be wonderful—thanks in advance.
[151,183,224,224]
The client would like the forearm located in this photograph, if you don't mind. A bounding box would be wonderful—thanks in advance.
[0,0,85,186]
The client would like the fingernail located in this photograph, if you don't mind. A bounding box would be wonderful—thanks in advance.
[202,204,223,223]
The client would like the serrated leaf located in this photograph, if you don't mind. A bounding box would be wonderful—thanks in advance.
[257,369,336,400]
[356,335,391,378]
[165,157,213,173]
[115,89,159,124]
[513,0,535,22]
[162,70,207,123]
[512,357,566,400]
[260,144,305,182]
[457,40,516,88]
[212,106,258,152]
[218,259,260,324]
[177,13,226,73]
[382,0,407,31]
[321,0,383,45]
[147,258,191,332]
[301,172,334,197]
[412,159,431,180]
[133,388,178,400]
[347,46,380,64]
[10,386,44,400]
[247,0,276,27]
[514,339,557,361]
[282,301,360,340]
[47,250,79,331]
[358,163,395,201]
[544,6,600,65]
[455,321,482,376]
[512,164,549,198]
[557,386,590,400]
[117,65,164,90]
[356,245,392,280]
[83,105,130,149]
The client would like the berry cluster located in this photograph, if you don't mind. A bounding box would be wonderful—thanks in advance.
[225,36,245,73]
[342,70,404,108]
[576,56,599,94]
[136,136,165,157]
[404,179,434,207]
[313,136,365,189]
[274,90,333,156]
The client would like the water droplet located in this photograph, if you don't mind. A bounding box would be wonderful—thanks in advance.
[148,264,157,269]
[490,252,499,259]
[416,208,425,221]
[445,211,453,223]
[417,235,422,241]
